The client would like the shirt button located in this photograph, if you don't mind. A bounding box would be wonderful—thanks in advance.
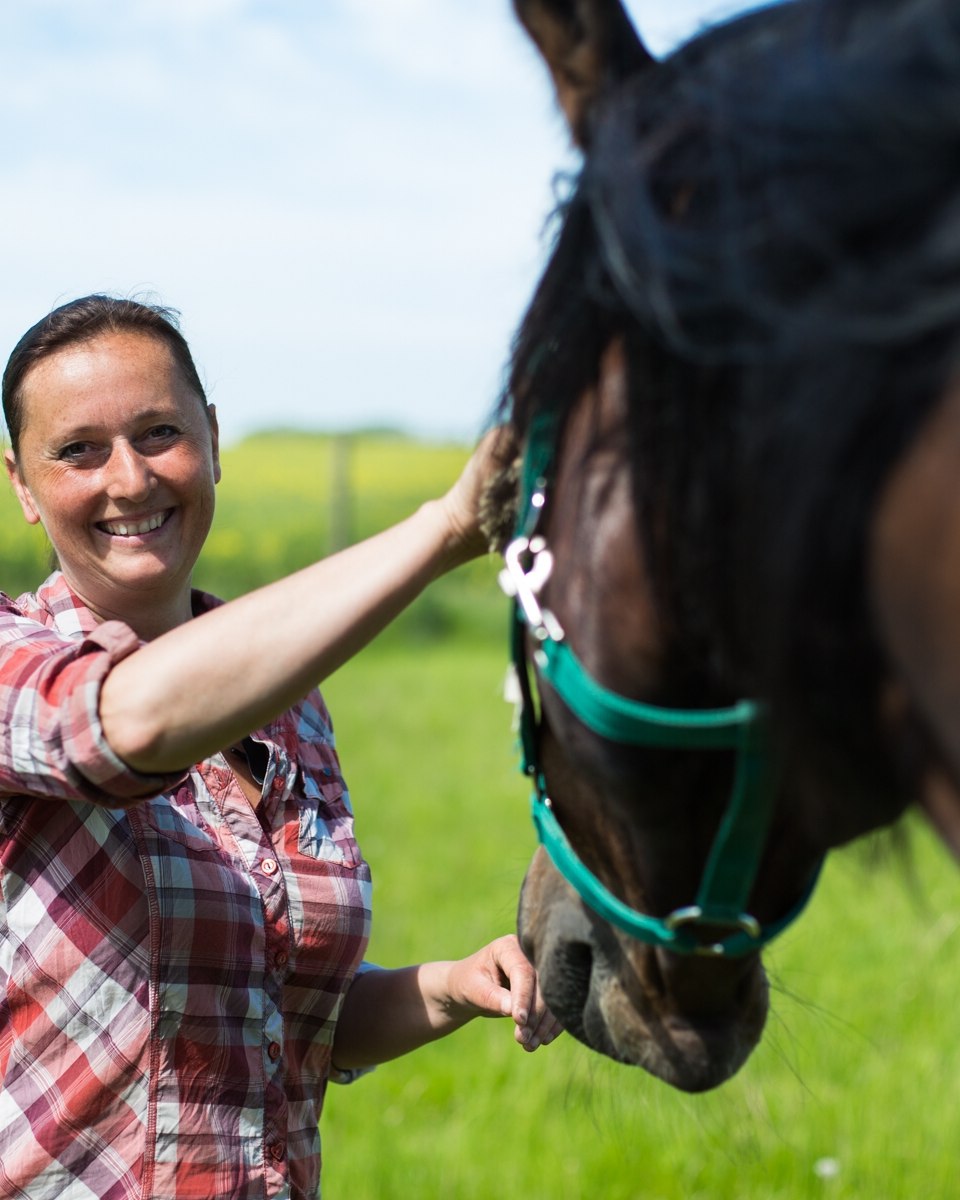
[275,951,288,969]
[261,858,279,876]
[269,1141,286,1162]
[268,1041,282,1061]
[272,776,284,793]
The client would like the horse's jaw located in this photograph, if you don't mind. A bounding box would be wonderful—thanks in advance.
[518,849,769,1093]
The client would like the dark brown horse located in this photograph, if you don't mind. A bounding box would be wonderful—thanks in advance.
[489,0,960,1092]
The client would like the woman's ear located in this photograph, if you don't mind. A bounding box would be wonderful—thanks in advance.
[206,403,222,485]
[4,449,42,525]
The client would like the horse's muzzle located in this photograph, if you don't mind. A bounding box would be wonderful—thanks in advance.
[518,848,770,1092]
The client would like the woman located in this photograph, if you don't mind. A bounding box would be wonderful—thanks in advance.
[0,294,560,1200]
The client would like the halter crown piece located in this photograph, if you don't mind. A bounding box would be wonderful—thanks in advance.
[499,410,820,957]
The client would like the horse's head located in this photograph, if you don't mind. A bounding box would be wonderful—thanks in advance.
[496,0,960,1092]
[509,341,807,1092]
[489,2,804,1092]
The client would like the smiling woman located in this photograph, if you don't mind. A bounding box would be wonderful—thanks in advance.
[0,294,560,1200]
[5,318,221,639]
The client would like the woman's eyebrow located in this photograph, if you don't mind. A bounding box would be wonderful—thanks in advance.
[52,406,183,440]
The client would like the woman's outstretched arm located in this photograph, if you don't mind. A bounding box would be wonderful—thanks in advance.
[331,935,563,1070]
[99,430,509,774]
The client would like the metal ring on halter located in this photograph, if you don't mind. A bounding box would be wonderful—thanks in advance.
[667,905,763,938]
[664,906,763,958]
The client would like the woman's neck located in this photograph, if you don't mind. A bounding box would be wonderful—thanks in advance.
[60,570,196,641]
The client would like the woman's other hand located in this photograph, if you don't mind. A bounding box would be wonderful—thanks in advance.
[441,933,564,1052]
[331,934,563,1069]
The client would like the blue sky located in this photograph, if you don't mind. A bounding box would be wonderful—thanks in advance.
[1,0,750,446]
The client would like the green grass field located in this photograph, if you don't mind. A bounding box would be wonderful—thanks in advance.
[2,432,959,1198]
[322,647,960,1200]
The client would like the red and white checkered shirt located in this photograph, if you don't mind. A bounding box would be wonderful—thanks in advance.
[0,572,372,1200]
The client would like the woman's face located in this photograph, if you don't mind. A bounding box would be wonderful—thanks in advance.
[4,330,221,631]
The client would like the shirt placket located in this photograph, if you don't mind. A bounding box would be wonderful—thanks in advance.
[210,747,295,1193]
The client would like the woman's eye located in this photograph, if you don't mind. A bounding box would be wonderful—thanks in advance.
[58,442,95,462]
[145,424,179,442]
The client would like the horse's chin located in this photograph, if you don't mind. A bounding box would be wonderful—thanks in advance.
[519,855,769,1093]
[545,943,769,1092]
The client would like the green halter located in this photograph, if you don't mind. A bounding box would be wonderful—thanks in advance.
[501,412,820,957]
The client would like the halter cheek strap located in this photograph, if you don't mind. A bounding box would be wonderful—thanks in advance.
[501,413,822,958]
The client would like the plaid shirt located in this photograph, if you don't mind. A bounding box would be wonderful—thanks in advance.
[0,573,372,1200]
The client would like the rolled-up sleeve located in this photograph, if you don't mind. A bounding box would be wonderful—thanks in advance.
[328,961,380,1085]
[0,605,187,804]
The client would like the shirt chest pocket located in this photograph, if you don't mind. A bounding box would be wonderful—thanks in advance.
[144,790,224,855]
[297,774,364,868]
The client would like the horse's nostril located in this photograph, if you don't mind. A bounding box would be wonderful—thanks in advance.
[561,939,593,998]
[540,936,592,1041]
[544,937,595,1039]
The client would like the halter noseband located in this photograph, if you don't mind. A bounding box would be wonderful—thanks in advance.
[500,411,820,957]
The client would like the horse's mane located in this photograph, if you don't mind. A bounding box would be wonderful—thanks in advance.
[499,0,960,822]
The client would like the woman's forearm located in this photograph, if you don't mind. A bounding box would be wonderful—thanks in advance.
[331,963,469,1069]
[99,497,481,772]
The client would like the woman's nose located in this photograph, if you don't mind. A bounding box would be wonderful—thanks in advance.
[105,442,156,501]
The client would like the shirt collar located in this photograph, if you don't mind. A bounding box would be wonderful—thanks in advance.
[31,570,221,640]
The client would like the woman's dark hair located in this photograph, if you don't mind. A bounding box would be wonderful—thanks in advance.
[2,294,207,455]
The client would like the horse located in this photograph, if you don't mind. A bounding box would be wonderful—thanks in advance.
[482,0,960,1092]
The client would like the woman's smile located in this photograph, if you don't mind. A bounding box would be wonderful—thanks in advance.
[97,508,175,539]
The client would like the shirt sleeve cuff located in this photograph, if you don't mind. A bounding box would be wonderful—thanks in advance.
[64,620,190,802]
[329,961,380,1085]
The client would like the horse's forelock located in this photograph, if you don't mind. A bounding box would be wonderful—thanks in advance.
[585,0,960,365]
[478,456,521,555]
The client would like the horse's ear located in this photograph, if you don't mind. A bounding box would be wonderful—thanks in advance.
[514,0,654,147]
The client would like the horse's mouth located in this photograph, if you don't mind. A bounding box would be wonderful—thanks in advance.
[539,935,768,1091]
[520,865,770,1092]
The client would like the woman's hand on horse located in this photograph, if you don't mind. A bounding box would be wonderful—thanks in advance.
[436,426,518,569]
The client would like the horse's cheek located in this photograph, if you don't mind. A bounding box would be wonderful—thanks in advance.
[870,392,960,777]
[516,847,557,961]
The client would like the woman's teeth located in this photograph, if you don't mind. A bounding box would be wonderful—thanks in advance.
[101,512,167,536]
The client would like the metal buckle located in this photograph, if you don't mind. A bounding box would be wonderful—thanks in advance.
[499,536,565,643]
[664,905,762,957]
